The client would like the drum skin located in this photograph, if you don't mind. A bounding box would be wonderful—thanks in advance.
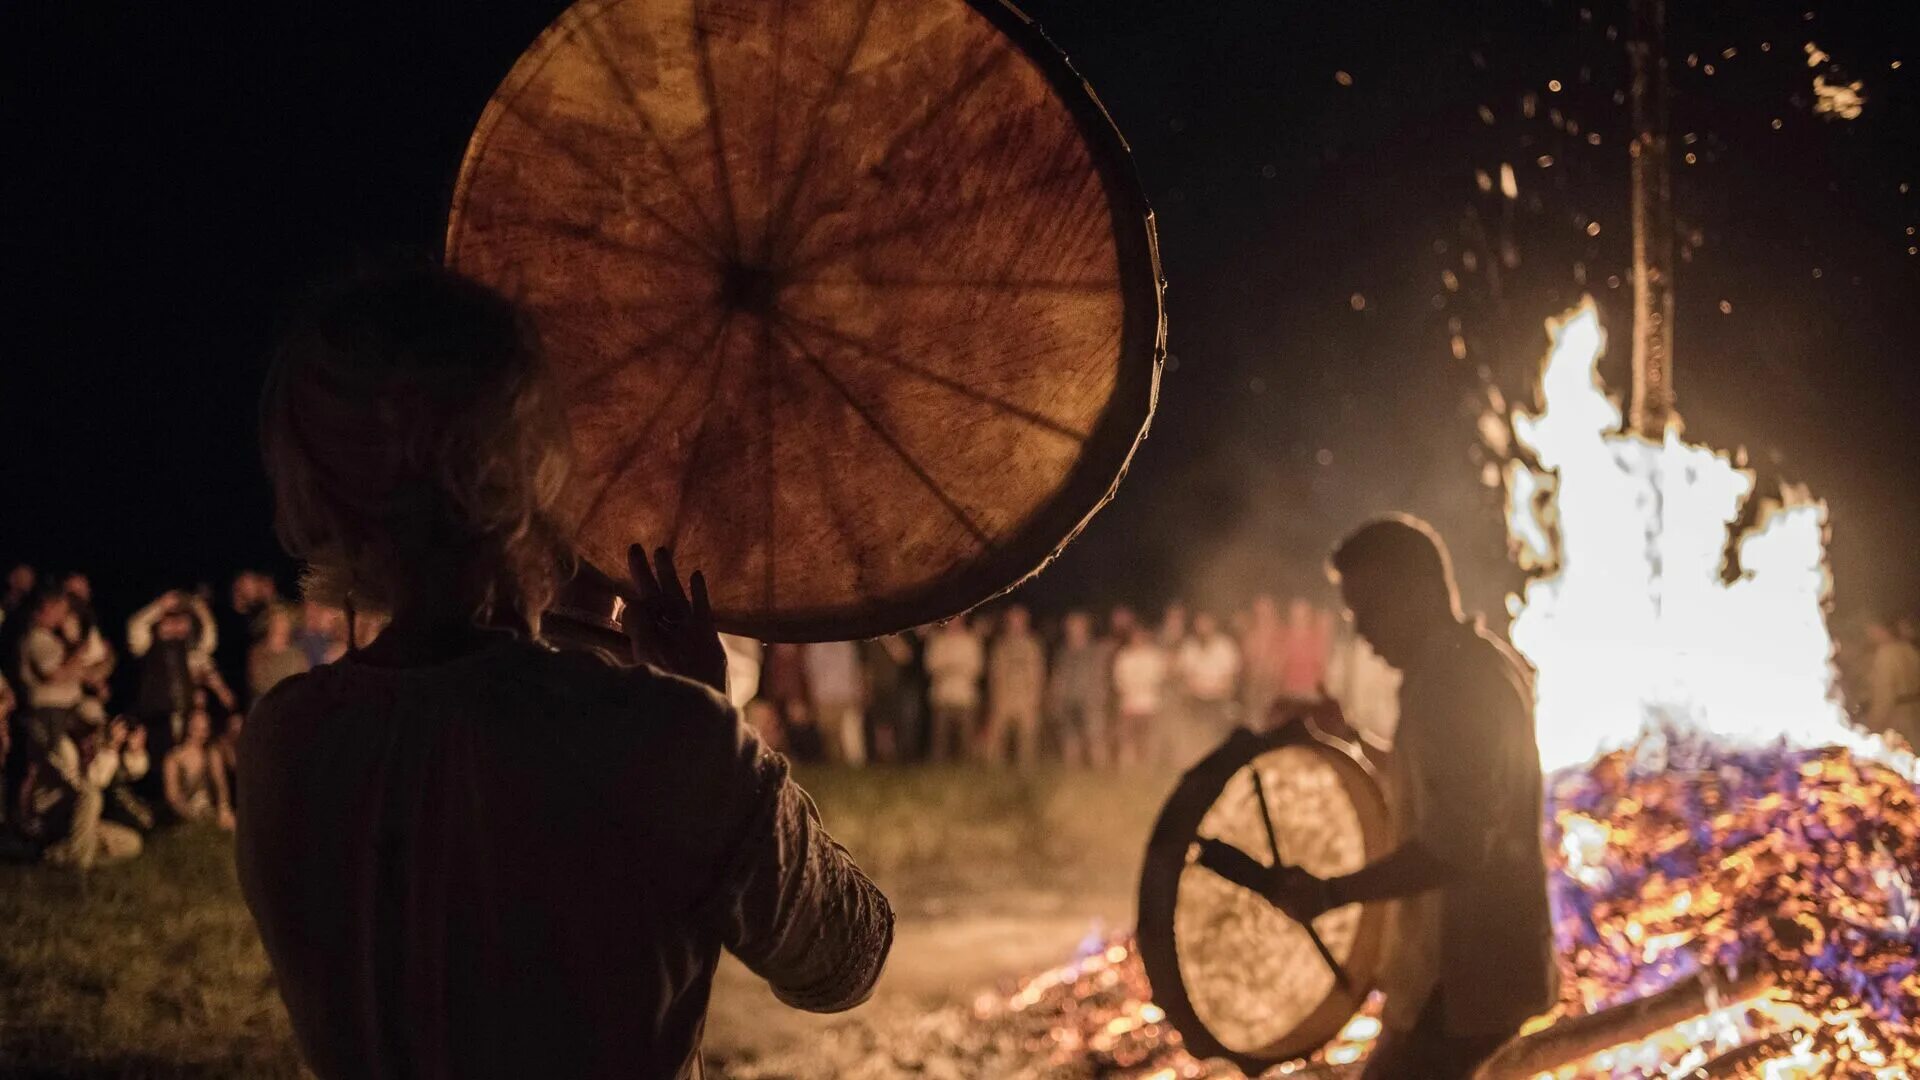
[447,0,1163,642]
[1137,723,1396,1073]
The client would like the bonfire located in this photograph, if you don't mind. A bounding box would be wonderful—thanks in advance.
[966,302,1920,1079]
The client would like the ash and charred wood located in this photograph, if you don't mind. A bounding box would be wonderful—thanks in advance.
[1474,967,1775,1080]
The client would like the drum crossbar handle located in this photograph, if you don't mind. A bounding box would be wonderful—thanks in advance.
[1195,770,1356,995]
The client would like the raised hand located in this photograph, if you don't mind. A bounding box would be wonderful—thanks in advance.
[624,544,728,694]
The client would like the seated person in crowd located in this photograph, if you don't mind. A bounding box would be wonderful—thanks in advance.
[164,708,235,830]
[32,715,149,868]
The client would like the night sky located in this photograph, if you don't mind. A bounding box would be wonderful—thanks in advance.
[6,0,1916,633]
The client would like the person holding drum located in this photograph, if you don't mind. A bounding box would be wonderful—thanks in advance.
[1266,516,1557,1078]
[238,265,893,1079]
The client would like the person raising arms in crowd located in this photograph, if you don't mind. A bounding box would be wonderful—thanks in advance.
[239,265,891,1080]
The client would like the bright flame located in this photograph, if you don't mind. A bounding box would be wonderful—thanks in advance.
[1503,298,1857,771]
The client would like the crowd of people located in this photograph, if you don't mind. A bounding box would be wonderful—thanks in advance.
[5,554,1914,872]
[0,563,371,869]
[727,595,1404,770]
[0,554,1408,872]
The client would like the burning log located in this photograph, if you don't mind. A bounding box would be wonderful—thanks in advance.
[1473,966,1774,1079]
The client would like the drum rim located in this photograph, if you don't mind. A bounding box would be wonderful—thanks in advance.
[1136,722,1396,1072]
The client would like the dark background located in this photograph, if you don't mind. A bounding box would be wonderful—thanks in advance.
[4,0,1915,632]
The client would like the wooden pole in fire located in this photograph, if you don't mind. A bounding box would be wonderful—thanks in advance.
[1627,0,1677,435]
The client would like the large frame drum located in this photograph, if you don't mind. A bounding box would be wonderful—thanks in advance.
[1137,723,1396,1073]
[447,0,1164,642]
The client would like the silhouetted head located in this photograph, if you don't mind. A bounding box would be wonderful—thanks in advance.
[1063,611,1093,646]
[260,264,573,629]
[185,709,213,747]
[29,588,70,630]
[1192,612,1219,638]
[158,601,196,642]
[6,564,34,600]
[1328,515,1461,669]
[1003,604,1031,634]
[1160,603,1187,637]
[1285,597,1313,629]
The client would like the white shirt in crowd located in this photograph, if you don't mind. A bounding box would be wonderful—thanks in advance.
[1113,641,1170,715]
[23,626,85,709]
[1327,632,1403,745]
[925,630,985,709]
[1176,633,1242,702]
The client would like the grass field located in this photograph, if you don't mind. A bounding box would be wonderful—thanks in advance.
[0,766,1173,1078]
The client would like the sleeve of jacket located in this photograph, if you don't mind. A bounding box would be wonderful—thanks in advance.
[709,740,894,1012]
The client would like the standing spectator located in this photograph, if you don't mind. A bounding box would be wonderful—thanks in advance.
[57,573,115,727]
[761,642,811,725]
[861,635,918,764]
[34,715,149,868]
[924,617,985,763]
[292,601,347,667]
[720,634,763,710]
[804,640,866,765]
[248,604,311,702]
[1047,611,1109,767]
[895,632,931,763]
[127,590,231,798]
[1240,595,1288,724]
[1865,615,1920,745]
[1173,612,1242,765]
[20,589,89,756]
[742,699,786,755]
[1327,624,1403,746]
[218,572,275,704]
[1111,627,1170,768]
[982,605,1046,768]
[1278,597,1331,705]
[1158,602,1189,648]
[2,563,34,622]
[164,708,235,830]
[214,711,244,813]
[0,667,14,823]
[781,698,826,763]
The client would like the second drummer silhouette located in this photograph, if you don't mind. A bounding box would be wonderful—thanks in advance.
[1206,515,1557,1079]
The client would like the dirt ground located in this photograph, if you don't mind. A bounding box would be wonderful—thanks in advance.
[0,765,1175,1078]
